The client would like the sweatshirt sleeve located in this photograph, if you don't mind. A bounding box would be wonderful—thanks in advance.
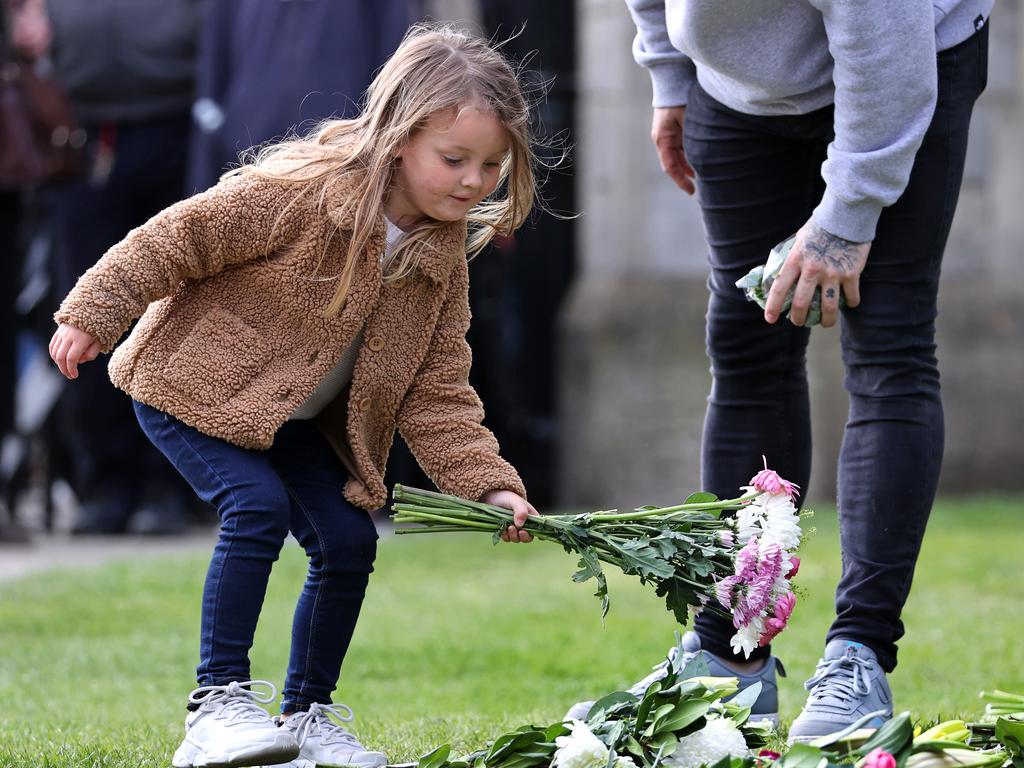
[397,256,526,502]
[808,0,938,242]
[624,0,697,107]
[54,172,303,352]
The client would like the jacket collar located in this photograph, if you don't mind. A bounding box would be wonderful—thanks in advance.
[322,170,467,285]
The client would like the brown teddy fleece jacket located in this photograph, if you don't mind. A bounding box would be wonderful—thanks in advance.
[54,170,525,510]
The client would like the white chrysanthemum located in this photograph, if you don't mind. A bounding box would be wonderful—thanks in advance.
[665,717,749,768]
[554,721,636,768]
[757,493,801,552]
[729,615,765,657]
[735,490,764,545]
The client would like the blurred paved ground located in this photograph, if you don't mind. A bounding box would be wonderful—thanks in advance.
[0,531,218,583]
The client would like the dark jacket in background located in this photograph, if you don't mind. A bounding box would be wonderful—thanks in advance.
[187,0,415,192]
[45,0,202,124]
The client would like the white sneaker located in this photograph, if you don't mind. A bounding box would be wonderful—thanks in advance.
[171,680,300,768]
[269,702,388,768]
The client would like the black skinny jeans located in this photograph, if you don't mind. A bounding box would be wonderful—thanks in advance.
[690,25,988,672]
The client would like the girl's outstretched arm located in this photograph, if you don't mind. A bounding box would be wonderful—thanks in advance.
[397,255,527,506]
[53,173,303,353]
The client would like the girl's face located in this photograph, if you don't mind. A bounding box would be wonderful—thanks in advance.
[387,104,510,227]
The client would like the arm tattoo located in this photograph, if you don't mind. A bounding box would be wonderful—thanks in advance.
[804,222,864,272]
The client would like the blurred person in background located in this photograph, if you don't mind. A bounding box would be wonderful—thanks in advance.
[1,0,52,543]
[188,0,415,194]
[43,0,204,534]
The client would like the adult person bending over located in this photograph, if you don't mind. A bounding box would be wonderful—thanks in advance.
[572,0,993,742]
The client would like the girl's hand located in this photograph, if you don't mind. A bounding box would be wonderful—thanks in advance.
[482,489,538,543]
[49,323,100,379]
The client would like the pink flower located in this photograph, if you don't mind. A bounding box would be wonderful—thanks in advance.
[785,556,800,580]
[716,575,739,610]
[719,540,787,630]
[758,591,796,646]
[744,546,783,617]
[750,456,800,499]
[862,749,897,768]
[757,750,781,767]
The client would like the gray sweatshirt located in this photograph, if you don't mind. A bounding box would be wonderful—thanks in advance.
[624,0,994,242]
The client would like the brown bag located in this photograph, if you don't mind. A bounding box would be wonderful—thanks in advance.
[0,17,83,187]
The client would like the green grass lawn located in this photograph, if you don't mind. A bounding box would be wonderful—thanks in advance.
[0,495,1021,767]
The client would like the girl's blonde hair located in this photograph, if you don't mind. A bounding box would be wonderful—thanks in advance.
[230,22,537,316]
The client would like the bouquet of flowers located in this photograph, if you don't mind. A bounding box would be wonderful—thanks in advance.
[735,235,847,327]
[412,637,775,768]
[407,676,1023,768]
[391,461,805,657]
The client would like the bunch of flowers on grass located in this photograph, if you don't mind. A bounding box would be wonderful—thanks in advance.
[412,638,775,768]
[392,459,806,657]
[411,686,1024,768]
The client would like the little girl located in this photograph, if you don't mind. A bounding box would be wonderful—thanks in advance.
[49,24,540,768]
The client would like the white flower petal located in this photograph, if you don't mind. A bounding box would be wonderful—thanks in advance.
[665,717,750,768]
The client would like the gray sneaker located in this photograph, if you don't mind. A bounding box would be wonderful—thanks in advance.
[564,631,785,726]
[787,639,893,744]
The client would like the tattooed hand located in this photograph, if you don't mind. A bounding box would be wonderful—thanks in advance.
[764,220,871,327]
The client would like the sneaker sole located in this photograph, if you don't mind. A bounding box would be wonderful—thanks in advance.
[172,733,300,767]
[303,753,389,768]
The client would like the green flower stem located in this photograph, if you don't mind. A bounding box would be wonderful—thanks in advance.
[392,509,496,531]
[585,493,757,522]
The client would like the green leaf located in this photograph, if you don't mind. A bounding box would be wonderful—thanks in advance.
[676,653,711,679]
[729,681,763,711]
[996,715,1024,757]
[419,743,453,768]
[655,577,697,626]
[572,548,603,584]
[643,704,678,738]
[624,736,645,758]
[589,691,639,723]
[486,730,546,764]
[659,680,708,700]
[856,713,914,757]
[635,682,663,731]
[618,539,676,579]
[649,732,679,757]
[724,705,752,727]
[684,492,719,504]
[545,723,570,742]
[657,699,712,734]
[779,743,829,768]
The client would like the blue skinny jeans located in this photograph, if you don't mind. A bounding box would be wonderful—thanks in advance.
[134,400,378,712]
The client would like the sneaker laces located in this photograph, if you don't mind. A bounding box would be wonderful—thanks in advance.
[189,680,278,724]
[289,702,363,748]
[804,652,873,702]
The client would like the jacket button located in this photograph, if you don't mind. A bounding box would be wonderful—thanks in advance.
[358,396,372,412]
[367,335,385,352]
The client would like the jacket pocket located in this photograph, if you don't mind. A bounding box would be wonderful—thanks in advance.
[162,307,272,407]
